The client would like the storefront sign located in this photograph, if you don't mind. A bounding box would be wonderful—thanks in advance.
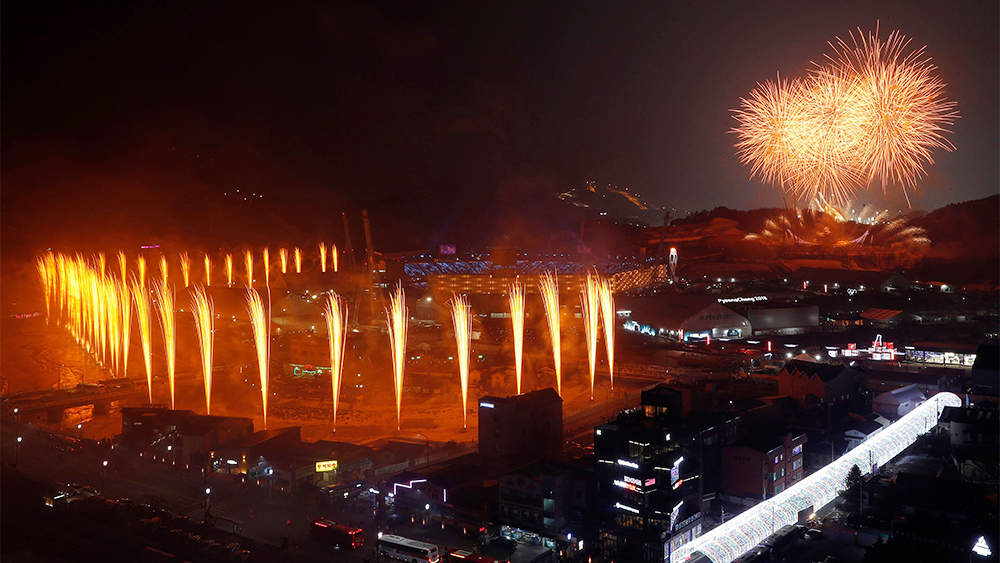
[315,460,338,472]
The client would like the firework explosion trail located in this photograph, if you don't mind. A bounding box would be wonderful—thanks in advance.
[204,254,212,286]
[155,281,177,409]
[226,254,233,286]
[324,293,348,430]
[244,250,254,286]
[294,247,302,274]
[386,284,408,430]
[97,252,106,277]
[119,278,132,380]
[539,272,562,396]
[137,255,147,291]
[508,282,526,395]
[599,279,616,390]
[36,256,52,325]
[263,247,271,287]
[280,248,288,274]
[733,26,958,206]
[180,252,191,288]
[319,243,327,273]
[581,273,600,400]
[191,285,215,414]
[332,244,339,273]
[247,286,270,428]
[159,255,168,288]
[106,282,120,375]
[118,251,127,285]
[450,294,473,429]
[130,279,153,400]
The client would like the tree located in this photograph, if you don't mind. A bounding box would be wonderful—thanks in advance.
[840,464,864,508]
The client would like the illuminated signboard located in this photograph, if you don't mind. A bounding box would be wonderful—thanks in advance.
[479,402,495,409]
[315,460,338,472]
[645,478,656,487]
[614,502,639,514]
[613,479,638,492]
[973,536,992,557]
[617,459,639,469]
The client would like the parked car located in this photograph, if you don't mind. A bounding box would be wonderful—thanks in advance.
[803,529,822,541]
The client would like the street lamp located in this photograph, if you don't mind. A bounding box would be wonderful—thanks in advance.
[204,487,212,523]
[102,460,108,493]
[15,436,22,468]
[77,423,83,439]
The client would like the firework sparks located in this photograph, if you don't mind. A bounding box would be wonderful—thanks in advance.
[324,293,348,429]
[119,278,132,380]
[598,278,616,390]
[97,252,106,277]
[118,251,127,284]
[137,255,147,291]
[319,242,327,273]
[247,286,270,428]
[226,253,233,286]
[37,256,52,325]
[294,247,302,274]
[191,285,215,414]
[155,281,177,409]
[262,247,271,287]
[581,272,600,400]
[180,252,191,288]
[279,248,288,274]
[732,26,958,206]
[204,254,212,286]
[244,250,254,286]
[450,294,473,429]
[332,244,339,273]
[508,282,525,395]
[386,284,408,430]
[538,272,562,396]
[158,255,168,288]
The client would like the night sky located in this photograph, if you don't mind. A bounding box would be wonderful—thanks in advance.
[2,1,997,251]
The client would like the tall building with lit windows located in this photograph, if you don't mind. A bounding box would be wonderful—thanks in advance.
[594,386,712,563]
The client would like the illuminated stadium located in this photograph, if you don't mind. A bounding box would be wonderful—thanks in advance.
[674,392,962,563]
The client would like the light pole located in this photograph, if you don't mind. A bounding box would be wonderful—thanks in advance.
[596,383,610,420]
[102,460,108,494]
[416,432,429,466]
[204,487,212,523]
[77,423,83,439]
[15,436,22,468]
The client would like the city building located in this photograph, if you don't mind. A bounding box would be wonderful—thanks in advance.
[617,295,752,341]
[788,268,910,293]
[740,304,819,336]
[777,359,868,410]
[721,432,806,500]
[119,407,254,466]
[594,390,707,562]
[478,388,563,461]
[972,344,999,396]
[873,385,926,419]
[939,404,999,449]
[498,458,592,553]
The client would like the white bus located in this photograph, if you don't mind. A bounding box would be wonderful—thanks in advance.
[376,534,441,563]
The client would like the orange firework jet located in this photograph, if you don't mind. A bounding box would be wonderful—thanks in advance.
[450,294,473,429]
[106,281,120,375]
[507,282,525,395]
[294,247,302,274]
[137,254,147,291]
[118,278,132,380]
[179,252,191,288]
[262,247,271,287]
[204,254,212,286]
[36,256,52,325]
[118,251,127,283]
[191,285,215,414]
[97,252,106,277]
[155,281,177,409]
[598,278,616,390]
[385,284,408,430]
[324,293,348,429]
[279,248,288,274]
[538,272,562,396]
[244,250,254,286]
[247,286,270,428]
[319,242,327,273]
[225,253,233,286]
[581,272,600,400]
[332,244,339,272]
[159,255,168,288]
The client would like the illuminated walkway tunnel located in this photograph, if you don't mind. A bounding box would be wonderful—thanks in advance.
[675,392,962,563]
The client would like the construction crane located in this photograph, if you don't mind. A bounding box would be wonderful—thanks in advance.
[341,212,357,272]
[362,209,382,320]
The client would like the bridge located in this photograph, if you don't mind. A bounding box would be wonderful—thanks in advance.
[674,392,962,563]
[4,380,150,424]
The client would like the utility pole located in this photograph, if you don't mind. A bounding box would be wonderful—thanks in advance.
[341,213,356,272]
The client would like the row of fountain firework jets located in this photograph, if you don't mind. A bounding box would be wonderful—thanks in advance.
[36,249,618,432]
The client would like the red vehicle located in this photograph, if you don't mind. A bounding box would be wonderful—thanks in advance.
[446,548,509,563]
[310,518,363,549]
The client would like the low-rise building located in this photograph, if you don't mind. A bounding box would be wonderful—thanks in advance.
[721,432,806,500]
[479,388,563,461]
